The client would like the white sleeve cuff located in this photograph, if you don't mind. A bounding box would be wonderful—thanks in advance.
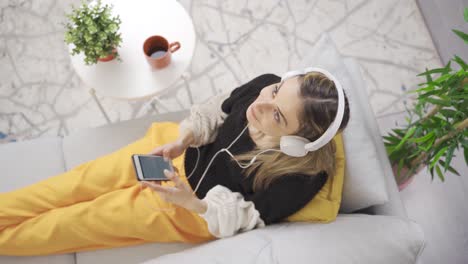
[198,185,266,238]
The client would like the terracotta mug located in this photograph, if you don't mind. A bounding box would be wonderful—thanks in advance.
[143,35,181,69]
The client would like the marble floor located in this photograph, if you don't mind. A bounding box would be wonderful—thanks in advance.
[0,0,466,263]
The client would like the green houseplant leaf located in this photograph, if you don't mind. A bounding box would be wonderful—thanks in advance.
[453,55,467,70]
[453,29,468,44]
[464,7,468,22]
[394,127,417,151]
[435,165,445,182]
[430,146,448,169]
[464,146,468,165]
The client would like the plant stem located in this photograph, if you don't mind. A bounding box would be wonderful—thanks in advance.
[420,105,442,123]
[410,117,468,167]
[406,104,441,128]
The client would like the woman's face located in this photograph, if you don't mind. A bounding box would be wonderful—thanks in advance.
[246,77,303,137]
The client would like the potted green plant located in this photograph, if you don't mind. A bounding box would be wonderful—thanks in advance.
[64,0,123,65]
[383,8,468,191]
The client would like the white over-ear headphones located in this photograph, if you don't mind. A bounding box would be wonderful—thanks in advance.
[185,68,345,194]
[279,67,345,157]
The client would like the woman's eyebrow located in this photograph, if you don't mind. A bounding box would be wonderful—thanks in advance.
[275,82,288,127]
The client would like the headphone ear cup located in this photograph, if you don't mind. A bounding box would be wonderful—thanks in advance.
[280,136,310,157]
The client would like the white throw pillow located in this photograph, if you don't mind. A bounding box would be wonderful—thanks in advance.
[143,214,425,264]
[299,33,389,213]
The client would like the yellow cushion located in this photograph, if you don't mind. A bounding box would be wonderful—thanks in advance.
[286,133,345,223]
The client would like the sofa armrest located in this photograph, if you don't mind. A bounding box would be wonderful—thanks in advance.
[142,214,425,264]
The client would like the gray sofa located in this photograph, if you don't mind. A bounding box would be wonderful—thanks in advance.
[0,35,425,264]
[0,110,423,264]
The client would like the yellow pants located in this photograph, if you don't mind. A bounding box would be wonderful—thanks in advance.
[0,122,215,256]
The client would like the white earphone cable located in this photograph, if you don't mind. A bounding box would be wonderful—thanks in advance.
[184,123,281,193]
[191,124,249,193]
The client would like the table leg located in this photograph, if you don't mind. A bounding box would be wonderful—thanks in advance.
[151,97,171,112]
[138,73,193,117]
[150,101,159,114]
[89,88,112,124]
[181,73,194,106]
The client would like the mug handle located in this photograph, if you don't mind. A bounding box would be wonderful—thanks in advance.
[169,42,181,53]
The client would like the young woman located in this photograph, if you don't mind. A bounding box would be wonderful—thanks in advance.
[0,69,350,256]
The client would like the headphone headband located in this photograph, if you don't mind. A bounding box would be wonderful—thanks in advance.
[281,67,345,153]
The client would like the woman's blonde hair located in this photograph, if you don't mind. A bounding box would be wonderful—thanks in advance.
[234,72,350,191]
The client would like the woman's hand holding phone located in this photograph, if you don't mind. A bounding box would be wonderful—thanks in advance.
[142,169,208,214]
[144,129,208,213]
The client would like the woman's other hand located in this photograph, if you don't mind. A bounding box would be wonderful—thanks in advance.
[148,129,196,160]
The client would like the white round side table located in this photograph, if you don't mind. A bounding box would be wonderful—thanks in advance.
[68,0,196,122]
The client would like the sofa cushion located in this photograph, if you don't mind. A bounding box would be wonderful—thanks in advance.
[0,136,75,264]
[299,33,389,213]
[0,136,66,193]
[0,255,76,264]
[76,243,195,264]
[146,214,425,264]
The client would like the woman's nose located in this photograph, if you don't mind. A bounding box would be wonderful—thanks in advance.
[254,101,273,114]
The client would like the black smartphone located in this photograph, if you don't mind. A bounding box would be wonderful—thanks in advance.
[132,154,174,181]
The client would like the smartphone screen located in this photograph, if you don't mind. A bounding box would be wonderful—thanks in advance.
[133,155,172,181]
